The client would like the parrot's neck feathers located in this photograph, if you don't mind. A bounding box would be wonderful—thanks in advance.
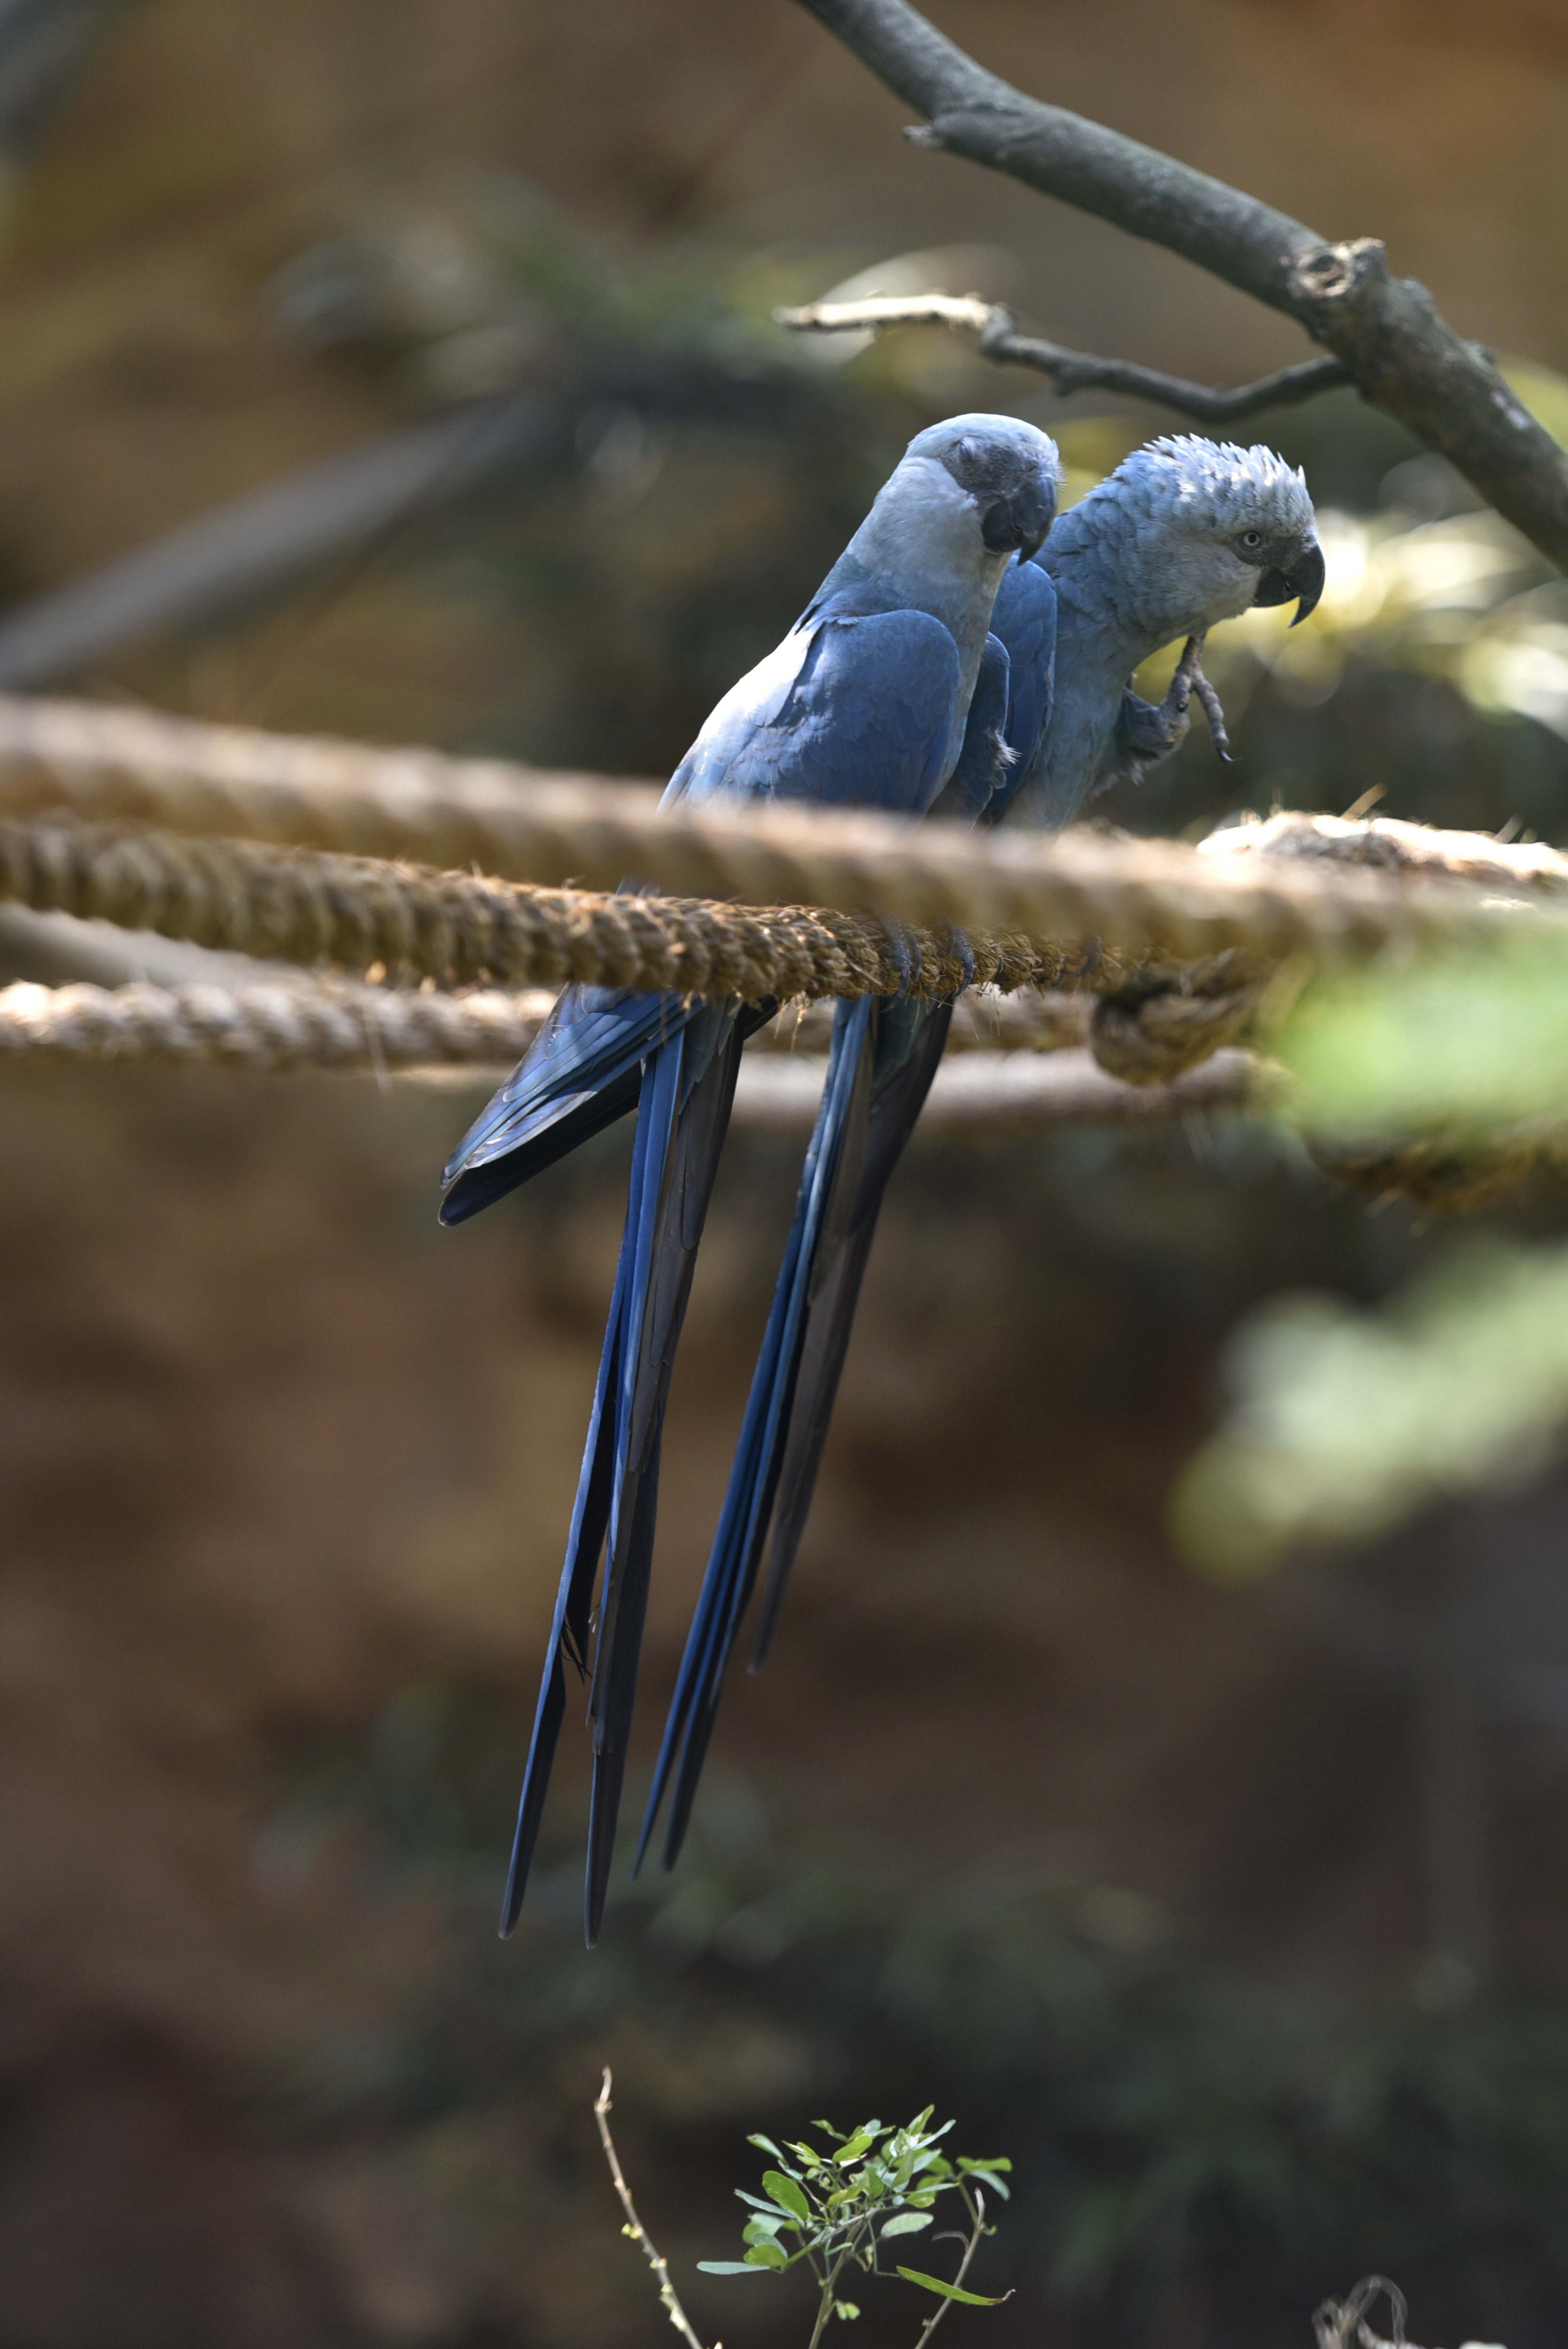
[833,455,1008,650]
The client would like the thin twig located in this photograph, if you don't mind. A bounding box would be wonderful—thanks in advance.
[594,2069,714,2349]
[807,2233,865,2349]
[910,2186,1003,2349]
[776,295,1350,424]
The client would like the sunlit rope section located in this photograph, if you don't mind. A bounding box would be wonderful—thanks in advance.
[0,979,1264,1131]
[0,693,1560,966]
[0,979,1092,1072]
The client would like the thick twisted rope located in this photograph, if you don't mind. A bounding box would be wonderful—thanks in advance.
[3,967,1550,1199]
[0,694,1561,965]
[0,692,1564,1204]
[0,818,1094,1000]
[0,979,556,1071]
[0,977,1093,1072]
[0,976,1259,1130]
[0,798,1560,1013]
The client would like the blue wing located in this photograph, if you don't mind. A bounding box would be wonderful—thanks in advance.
[666,600,963,815]
[439,985,705,1224]
[451,593,968,1229]
[982,554,1057,822]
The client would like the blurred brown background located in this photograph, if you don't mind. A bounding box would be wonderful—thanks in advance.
[6,5,1568,2347]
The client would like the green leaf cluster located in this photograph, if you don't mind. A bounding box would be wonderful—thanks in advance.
[697,2109,1010,2324]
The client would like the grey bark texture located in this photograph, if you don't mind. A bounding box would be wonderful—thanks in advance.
[796,0,1568,572]
[0,396,557,688]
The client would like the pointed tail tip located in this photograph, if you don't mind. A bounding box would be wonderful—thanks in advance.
[661,1799,696,1877]
[630,1789,664,1881]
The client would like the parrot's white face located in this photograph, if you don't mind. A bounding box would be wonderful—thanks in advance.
[847,413,1062,641]
[1143,498,1325,639]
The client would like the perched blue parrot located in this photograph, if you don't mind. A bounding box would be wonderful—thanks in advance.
[440,413,1061,1940]
[987,435,1324,828]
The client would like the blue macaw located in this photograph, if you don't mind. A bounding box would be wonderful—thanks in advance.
[441,413,1061,1940]
[988,435,1324,828]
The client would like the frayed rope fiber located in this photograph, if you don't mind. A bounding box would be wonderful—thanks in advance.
[0,819,1095,1001]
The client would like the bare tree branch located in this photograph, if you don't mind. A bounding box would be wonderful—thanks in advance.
[0,394,560,689]
[0,350,848,689]
[793,0,1568,570]
[777,293,1351,422]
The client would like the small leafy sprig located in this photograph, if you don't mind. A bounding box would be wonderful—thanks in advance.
[698,2109,1013,2349]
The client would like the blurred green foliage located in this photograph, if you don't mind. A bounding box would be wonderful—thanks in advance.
[1277,932,1568,1140]
[1171,1238,1568,1576]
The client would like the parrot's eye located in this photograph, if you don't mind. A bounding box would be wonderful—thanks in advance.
[1236,529,1265,552]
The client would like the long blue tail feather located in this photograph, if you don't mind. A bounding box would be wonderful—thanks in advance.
[582,1424,665,1944]
[492,997,775,1937]
[575,1030,685,1941]
[748,999,953,1671]
[636,997,879,1873]
[591,1035,685,1694]
[497,1243,627,1937]
[499,1031,689,1942]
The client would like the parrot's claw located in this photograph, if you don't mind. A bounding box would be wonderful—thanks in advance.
[1189,665,1235,763]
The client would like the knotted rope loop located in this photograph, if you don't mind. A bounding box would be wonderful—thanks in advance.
[1089,950,1267,1085]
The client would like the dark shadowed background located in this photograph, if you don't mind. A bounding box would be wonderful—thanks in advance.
[5,5,1568,2347]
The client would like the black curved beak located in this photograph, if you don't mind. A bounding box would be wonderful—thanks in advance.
[1253,538,1326,627]
[982,472,1057,563]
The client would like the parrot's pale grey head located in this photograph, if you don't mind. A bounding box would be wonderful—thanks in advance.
[907,412,1062,561]
[845,413,1062,616]
[1055,434,1323,653]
